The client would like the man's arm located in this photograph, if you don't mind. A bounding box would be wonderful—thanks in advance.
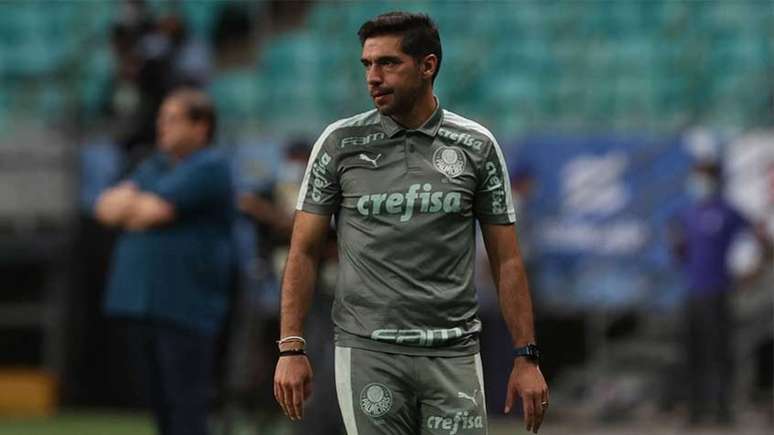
[274,211,332,421]
[93,182,176,230]
[238,193,293,237]
[482,223,536,347]
[279,211,331,339]
[481,222,548,434]
[123,193,176,230]
[94,182,138,227]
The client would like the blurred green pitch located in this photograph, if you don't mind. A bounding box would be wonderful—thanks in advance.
[0,412,154,435]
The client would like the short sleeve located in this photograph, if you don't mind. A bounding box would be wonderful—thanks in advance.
[296,125,341,215]
[474,139,516,224]
[152,152,233,215]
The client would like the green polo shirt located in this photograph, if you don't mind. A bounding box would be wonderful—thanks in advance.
[104,148,235,335]
[297,102,515,356]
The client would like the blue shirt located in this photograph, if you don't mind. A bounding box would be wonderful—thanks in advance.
[104,147,235,335]
[678,196,748,295]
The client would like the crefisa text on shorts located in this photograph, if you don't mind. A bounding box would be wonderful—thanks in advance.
[426,411,484,435]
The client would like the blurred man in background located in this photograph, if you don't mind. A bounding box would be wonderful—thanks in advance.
[95,88,234,435]
[274,11,548,435]
[670,160,770,426]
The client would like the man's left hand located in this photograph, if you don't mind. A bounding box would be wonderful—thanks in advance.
[505,358,549,433]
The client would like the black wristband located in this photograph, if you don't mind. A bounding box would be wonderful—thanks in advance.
[512,344,540,363]
[278,349,307,357]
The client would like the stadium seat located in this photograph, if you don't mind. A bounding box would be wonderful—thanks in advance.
[0,0,770,136]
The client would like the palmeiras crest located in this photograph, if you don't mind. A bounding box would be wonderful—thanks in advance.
[433,146,466,178]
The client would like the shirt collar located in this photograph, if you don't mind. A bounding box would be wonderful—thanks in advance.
[379,97,443,138]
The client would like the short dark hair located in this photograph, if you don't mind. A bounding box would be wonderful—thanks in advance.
[167,88,217,143]
[358,11,442,82]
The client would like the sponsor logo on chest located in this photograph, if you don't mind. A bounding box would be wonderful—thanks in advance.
[358,152,382,168]
[356,183,461,222]
[341,132,386,147]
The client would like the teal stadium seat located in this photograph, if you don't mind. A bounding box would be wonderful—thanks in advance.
[210,70,270,121]
[0,0,771,137]
[78,45,116,119]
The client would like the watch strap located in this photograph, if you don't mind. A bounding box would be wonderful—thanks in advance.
[512,344,540,361]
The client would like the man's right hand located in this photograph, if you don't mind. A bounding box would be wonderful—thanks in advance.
[274,355,313,421]
[94,182,139,226]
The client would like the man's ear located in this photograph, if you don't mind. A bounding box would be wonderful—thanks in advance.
[421,54,438,81]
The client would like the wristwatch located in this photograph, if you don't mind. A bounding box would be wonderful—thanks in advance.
[512,344,540,363]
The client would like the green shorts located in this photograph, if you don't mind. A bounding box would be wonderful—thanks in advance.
[334,346,488,435]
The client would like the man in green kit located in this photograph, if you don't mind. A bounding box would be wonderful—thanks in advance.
[274,11,548,435]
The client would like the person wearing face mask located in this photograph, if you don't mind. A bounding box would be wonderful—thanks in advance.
[670,160,755,426]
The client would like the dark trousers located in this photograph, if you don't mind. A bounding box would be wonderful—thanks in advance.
[125,319,215,435]
[684,290,733,423]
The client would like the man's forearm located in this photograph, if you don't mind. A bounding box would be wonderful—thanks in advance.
[124,193,176,230]
[279,249,320,339]
[95,189,174,230]
[494,257,536,347]
[94,188,136,227]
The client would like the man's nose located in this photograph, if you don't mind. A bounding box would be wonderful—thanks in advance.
[366,66,382,86]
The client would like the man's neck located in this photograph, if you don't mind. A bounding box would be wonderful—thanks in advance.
[391,88,437,130]
[168,143,206,164]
